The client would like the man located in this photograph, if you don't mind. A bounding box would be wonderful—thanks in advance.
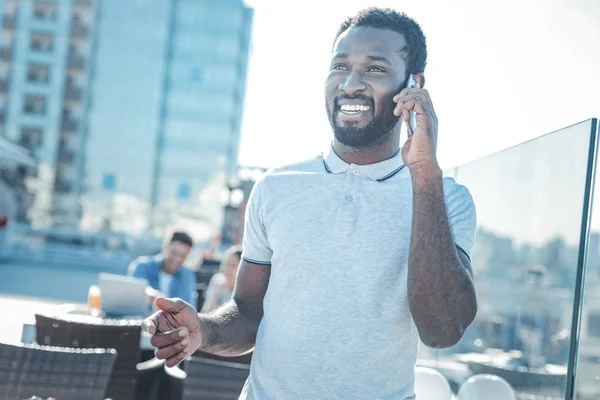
[128,230,196,307]
[144,8,477,399]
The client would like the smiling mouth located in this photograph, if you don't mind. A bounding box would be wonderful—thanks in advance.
[339,104,372,115]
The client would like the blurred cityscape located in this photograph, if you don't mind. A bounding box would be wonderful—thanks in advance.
[419,227,600,399]
[0,1,598,400]
[0,0,257,245]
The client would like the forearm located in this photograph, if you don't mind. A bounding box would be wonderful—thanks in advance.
[197,298,261,356]
[408,166,477,348]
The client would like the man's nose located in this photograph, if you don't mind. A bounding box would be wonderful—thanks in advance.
[339,70,366,96]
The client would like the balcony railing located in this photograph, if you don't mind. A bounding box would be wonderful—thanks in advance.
[67,51,85,70]
[70,20,89,39]
[20,137,42,152]
[3,16,15,30]
[61,118,78,132]
[74,0,93,7]
[0,47,12,62]
[64,85,82,102]
[54,179,73,194]
[58,148,75,164]
[58,137,72,151]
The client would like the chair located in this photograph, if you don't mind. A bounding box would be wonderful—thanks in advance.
[35,313,142,400]
[183,357,250,400]
[135,353,189,400]
[136,349,252,379]
[414,366,452,400]
[192,348,252,365]
[0,342,116,400]
[458,374,517,400]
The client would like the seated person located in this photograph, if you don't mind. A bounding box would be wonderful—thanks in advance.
[200,245,242,313]
[128,229,196,307]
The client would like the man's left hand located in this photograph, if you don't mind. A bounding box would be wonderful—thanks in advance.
[393,83,440,175]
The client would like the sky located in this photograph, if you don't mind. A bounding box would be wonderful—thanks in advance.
[237,0,600,171]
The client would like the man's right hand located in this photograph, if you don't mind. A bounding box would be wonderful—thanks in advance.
[143,297,202,367]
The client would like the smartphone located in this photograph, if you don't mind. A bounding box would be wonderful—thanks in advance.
[405,75,417,134]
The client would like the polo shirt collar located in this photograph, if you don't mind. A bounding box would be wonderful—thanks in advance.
[322,144,406,182]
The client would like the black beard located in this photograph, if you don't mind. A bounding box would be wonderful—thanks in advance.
[326,94,401,149]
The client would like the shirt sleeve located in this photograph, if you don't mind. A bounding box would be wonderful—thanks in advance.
[241,176,272,265]
[128,259,147,281]
[444,178,477,259]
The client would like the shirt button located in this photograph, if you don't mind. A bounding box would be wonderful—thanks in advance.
[345,195,353,202]
[352,169,360,176]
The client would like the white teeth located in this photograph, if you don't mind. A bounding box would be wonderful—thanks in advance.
[340,104,371,112]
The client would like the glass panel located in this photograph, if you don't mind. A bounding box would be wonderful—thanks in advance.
[422,119,598,400]
[575,119,600,400]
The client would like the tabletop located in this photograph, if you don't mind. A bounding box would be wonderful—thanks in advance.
[0,294,153,350]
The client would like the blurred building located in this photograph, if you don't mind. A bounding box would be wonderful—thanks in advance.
[85,0,252,234]
[0,0,96,226]
[1,135,37,221]
[0,0,253,230]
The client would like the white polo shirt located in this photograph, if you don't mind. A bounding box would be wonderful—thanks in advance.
[240,146,477,400]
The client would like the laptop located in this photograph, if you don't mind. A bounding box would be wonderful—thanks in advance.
[98,273,149,317]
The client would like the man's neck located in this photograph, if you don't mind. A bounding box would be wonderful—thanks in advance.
[160,261,173,275]
[332,132,400,165]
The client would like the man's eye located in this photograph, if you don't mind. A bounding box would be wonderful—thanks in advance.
[332,64,348,71]
[367,67,385,73]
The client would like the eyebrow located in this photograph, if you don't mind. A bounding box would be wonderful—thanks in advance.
[366,55,393,65]
[332,53,393,66]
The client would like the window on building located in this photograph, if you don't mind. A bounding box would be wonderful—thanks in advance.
[102,173,116,191]
[30,32,54,52]
[70,13,90,38]
[20,126,43,151]
[33,1,57,21]
[23,95,47,115]
[27,64,50,83]
[178,183,191,200]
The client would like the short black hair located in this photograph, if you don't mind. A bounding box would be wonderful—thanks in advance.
[334,8,428,75]
[169,231,193,248]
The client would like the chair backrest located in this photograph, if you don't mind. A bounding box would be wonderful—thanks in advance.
[0,342,116,400]
[35,313,142,400]
[458,374,517,400]
[201,259,221,270]
[183,357,250,400]
[414,366,452,400]
[192,348,252,365]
